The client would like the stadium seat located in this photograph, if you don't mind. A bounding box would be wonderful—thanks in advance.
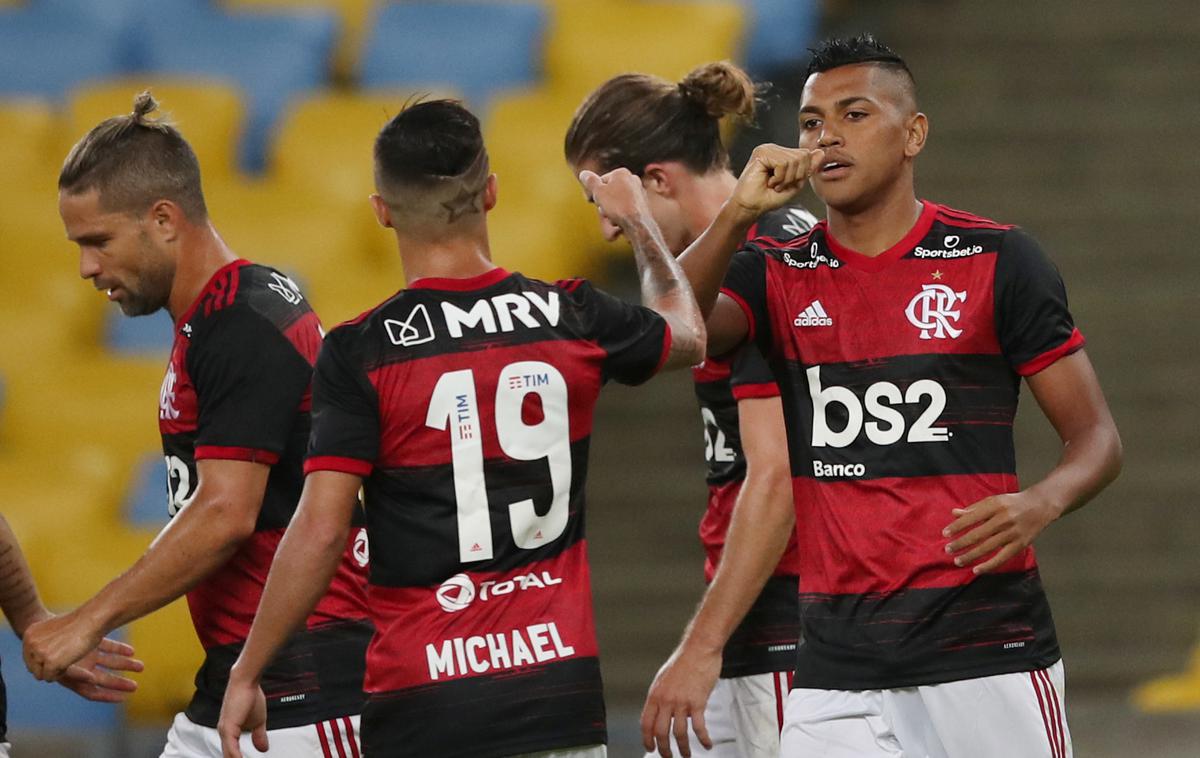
[740,0,819,73]
[360,1,547,110]
[124,453,169,527]
[105,309,176,357]
[0,98,62,189]
[544,0,745,101]
[67,78,246,184]
[222,0,375,81]
[0,8,127,100]
[138,5,338,171]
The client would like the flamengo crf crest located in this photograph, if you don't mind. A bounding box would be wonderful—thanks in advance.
[385,304,435,346]
[906,284,967,340]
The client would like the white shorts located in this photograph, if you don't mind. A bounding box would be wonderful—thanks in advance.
[780,661,1071,758]
[161,712,361,758]
[0,741,9,758]
[645,671,791,758]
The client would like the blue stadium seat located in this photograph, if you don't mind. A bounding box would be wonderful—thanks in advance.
[137,6,338,171]
[0,7,126,99]
[124,453,168,527]
[360,1,546,110]
[0,624,122,731]
[741,0,820,73]
[104,308,175,356]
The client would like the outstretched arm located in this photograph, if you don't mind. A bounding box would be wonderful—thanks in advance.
[677,145,825,356]
[219,470,361,758]
[641,396,795,757]
[23,459,268,682]
[945,350,1122,572]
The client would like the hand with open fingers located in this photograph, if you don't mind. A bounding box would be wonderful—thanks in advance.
[577,167,652,231]
[218,674,268,758]
[22,610,104,683]
[731,144,825,218]
[640,644,722,758]
[943,491,1061,574]
[56,637,144,703]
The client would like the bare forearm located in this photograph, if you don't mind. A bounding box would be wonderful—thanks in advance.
[623,216,706,368]
[81,503,251,634]
[681,473,794,654]
[232,510,349,682]
[0,516,49,637]
[1030,422,1122,519]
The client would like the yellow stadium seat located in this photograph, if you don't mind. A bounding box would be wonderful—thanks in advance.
[222,0,375,81]
[0,98,62,189]
[545,0,745,101]
[484,89,610,280]
[204,176,401,325]
[126,597,205,723]
[66,78,246,184]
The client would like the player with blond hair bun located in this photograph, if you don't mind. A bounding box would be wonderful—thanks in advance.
[567,61,817,758]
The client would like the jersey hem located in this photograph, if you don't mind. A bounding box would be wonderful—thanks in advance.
[719,287,757,342]
[305,455,374,477]
[731,382,780,400]
[1016,328,1085,376]
[793,653,1064,692]
[194,445,280,465]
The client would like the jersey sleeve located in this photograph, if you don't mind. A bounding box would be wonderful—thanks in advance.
[720,246,770,349]
[562,279,671,386]
[729,344,780,401]
[187,306,313,464]
[993,227,1086,376]
[304,329,380,477]
[750,205,819,241]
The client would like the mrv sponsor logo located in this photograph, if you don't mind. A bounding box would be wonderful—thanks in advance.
[435,571,564,613]
[385,291,561,346]
[808,366,951,448]
[426,622,576,680]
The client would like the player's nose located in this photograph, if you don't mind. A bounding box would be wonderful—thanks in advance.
[818,125,844,149]
[78,249,102,280]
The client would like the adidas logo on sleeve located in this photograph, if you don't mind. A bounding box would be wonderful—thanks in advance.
[794,300,833,327]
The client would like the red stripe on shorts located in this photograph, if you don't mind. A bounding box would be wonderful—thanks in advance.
[328,720,349,758]
[316,721,334,758]
[343,717,361,758]
[1030,671,1060,758]
[1039,669,1068,758]
[774,672,785,731]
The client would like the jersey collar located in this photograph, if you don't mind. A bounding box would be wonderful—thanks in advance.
[408,267,510,292]
[823,200,938,273]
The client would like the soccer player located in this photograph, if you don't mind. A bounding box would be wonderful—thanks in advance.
[565,61,816,758]
[216,99,708,758]
[645,35,1123,757]
[23,93,372,757]
[0,513,143,757]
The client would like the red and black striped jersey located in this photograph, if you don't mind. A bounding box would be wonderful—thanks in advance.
[159,260,371,728]
[691,204,815,678]
[722,201,1084,689]
[304,267,670,758]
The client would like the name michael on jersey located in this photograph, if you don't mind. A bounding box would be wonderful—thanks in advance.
[426,621,576,681]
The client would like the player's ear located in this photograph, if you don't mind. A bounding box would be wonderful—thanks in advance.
[147,199,182,243]
[482,174,498,212]
[641,163,674,198]
[369,194,393,229]
[904,112,928,159]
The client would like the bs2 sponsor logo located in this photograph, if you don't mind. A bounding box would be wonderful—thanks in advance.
[808,366,951,449]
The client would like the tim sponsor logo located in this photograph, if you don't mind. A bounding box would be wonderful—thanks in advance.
[425,622,576,680]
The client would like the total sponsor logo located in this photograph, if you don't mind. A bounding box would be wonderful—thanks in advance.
[426,621,576,681]
[435,570,564,613]
[913,235,984,259]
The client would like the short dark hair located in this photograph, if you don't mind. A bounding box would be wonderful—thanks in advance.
[804,33,916,94]
[565,61,759,176]
[374,99,486,189]
[59,91,207,221]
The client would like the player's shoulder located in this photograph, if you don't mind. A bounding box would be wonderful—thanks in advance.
[185,261,313,332]
[926,202,1019,247]
[752,204,820,242]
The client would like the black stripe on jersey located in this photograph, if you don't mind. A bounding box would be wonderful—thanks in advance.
[794,569,1061,690]
[185,619,371,729]
[721,575,801,679]
[362,657,606,758]
[773,353,1020,481]
[366,439,592,587]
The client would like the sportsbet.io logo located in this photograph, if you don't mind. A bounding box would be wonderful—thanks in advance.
[437,573,476,613]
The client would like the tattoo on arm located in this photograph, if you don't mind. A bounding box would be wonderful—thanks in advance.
[0,520,47,636]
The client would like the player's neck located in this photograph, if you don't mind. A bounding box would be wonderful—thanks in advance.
[395,230,496,286]
[684,170,739,246]
[825,183,923,257]
[166,221,239,321]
